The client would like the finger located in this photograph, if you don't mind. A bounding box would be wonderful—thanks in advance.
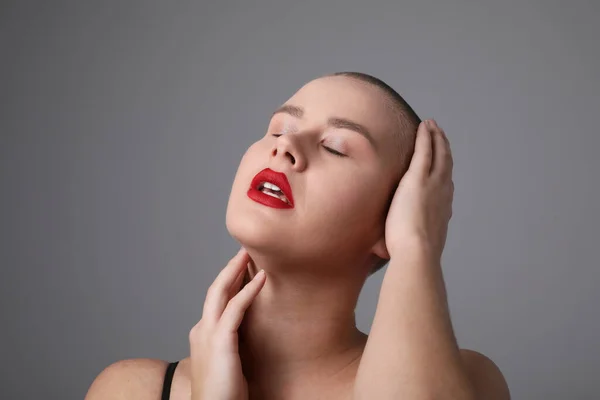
[436,121,450,145]
[203,248,250,321]
[430,121,453,180]
[429,122,448,178]
[229,261,249,298]
[431,119,451,150]
[407,120,433,179]
[431,120,453,166]
[441,128,450,146]
[219,270,267,334]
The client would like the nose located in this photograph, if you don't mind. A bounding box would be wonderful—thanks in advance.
[270,134,306,171]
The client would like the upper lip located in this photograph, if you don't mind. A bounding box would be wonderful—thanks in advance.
[250,168,295,206]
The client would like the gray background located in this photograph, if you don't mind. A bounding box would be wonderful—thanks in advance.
[1,1,598,399]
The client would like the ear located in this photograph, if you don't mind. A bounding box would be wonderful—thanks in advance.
[370,234,390,262]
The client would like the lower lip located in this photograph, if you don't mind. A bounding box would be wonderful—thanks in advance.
[247,188,294,209]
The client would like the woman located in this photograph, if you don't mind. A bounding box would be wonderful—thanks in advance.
[85,72,510,399]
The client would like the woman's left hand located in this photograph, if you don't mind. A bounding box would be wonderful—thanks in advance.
[384,119,454,263]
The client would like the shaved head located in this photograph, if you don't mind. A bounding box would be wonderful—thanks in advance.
[322,71,422,275]
[324,71,421,179]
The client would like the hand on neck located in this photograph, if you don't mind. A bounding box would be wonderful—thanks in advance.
[236,252,369,386]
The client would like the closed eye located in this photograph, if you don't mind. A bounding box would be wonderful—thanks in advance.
[270,134,347,158]
[323,146,346,157]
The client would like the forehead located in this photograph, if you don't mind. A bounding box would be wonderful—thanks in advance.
[282,76,400,147]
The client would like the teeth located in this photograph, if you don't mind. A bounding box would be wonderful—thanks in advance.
[263,191,283,200]
[263,182,281,191]
[260,187,290,205]
[256,181,290,205]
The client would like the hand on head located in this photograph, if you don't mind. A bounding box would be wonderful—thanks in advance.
[384,119,454,262]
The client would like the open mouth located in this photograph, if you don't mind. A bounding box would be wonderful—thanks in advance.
[248,167,295,208]
[256,181,291,205]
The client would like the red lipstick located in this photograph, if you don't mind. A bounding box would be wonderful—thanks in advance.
[247,168,295,209]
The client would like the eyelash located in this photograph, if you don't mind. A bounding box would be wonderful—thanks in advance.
[271,134,347,158]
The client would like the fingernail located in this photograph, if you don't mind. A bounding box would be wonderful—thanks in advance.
[255,269,265,278]
[238,247,245,255]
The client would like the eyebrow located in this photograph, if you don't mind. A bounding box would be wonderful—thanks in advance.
[271,104,377,149]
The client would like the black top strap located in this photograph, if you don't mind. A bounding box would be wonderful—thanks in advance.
[161,361,179,400]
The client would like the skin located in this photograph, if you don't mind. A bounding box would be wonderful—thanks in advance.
[84,76,510,400]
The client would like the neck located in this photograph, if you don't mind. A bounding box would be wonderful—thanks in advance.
[238,254,369,391]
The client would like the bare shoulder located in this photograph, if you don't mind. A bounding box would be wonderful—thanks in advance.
[459,349,511,400]
[84,358,170,400]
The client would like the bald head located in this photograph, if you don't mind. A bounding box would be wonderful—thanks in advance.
[324,71,421,180]
[321,71,421,275]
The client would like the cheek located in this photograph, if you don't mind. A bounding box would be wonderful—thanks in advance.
[310,178,380,225]
[302,181,382,254]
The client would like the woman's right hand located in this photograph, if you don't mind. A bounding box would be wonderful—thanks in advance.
[189,247,267,400]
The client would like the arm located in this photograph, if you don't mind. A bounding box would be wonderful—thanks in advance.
[353,120,509,400]
[355,240,509,399]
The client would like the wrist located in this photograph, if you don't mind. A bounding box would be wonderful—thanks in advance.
[388,235,437,262]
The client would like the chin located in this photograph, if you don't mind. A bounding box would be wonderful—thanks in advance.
[225,199,290,254]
